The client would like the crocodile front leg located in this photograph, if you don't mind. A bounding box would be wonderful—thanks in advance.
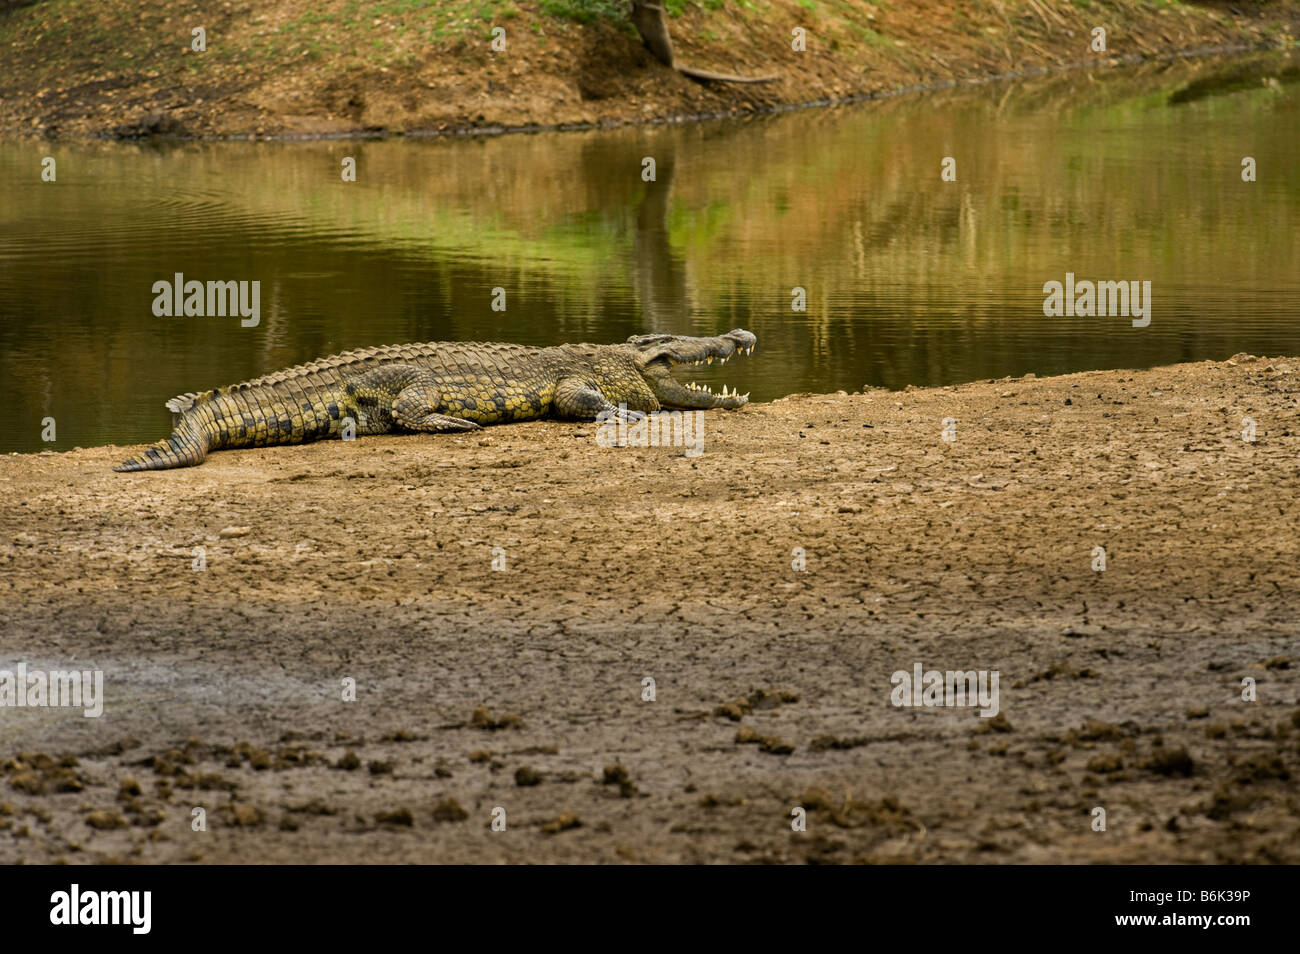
[552,377,648,422]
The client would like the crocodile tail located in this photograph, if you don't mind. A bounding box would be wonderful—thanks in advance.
[113,416,212,472]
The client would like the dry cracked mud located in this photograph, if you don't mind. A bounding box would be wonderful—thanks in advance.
[1,354,1298,863]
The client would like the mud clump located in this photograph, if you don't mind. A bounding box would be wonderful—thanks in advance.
[174,771,236,791]
[247,749,272,770]
[1069,720,1129,746]
[800,788,914,830]
[973,714,1014,734]
[226,741,271,769]
[714,700,749,721]
[601,764,638,797]
[1018,661,1098,686]
[699,793,747,808]
[1204,785,1261,821]
[380,730,423,743]
[1086,754,1124,774]
[1233,752,1290,784]
[514,766,542,787]
[1144,746,1195,777]
[432,798,469,823]
[735,726,795,755]
[542,813,582,834]
[334,749,361,771]
[222,803,264,827]
[130,807,166,828]
[274,745,326,769]
[714,688,800,721]
[84,810,128,830]
[810,735,870,752]
[376,807,414,826]
[470,707,524,731]
[4,753,85,795]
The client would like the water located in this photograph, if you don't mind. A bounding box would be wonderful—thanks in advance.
[1,52,1297,454]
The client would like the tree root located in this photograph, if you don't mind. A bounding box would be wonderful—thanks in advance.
[630,1,779,85]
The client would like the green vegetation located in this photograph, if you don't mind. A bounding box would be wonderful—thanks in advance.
[536,0,627,24]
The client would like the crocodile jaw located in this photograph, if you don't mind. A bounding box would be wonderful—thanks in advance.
[629,329,756,410]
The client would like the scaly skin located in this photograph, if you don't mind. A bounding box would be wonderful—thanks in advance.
[114,329,757,471]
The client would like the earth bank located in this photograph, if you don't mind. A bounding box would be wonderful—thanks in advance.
[2,0,1298,139]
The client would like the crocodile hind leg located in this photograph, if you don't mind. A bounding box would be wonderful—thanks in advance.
[393,405,481,432]
[344,365,481,433]
[388,372,480,432]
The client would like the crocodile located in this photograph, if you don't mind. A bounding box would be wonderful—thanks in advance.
[113,328,756,471]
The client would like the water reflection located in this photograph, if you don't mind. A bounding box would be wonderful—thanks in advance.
[0,50,1296,453]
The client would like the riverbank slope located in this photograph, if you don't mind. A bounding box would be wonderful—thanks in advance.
[2,0,1298,139]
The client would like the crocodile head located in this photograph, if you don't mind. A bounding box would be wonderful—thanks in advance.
[624,328,756,410]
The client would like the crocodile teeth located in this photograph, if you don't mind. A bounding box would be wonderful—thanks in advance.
[707,356,713,364]
[721,385,729,397]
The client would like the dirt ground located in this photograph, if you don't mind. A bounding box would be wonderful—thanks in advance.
[1,354,1298,864]
[2,0,1297,140]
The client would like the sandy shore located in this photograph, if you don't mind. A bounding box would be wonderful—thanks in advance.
[2,354,1298,864]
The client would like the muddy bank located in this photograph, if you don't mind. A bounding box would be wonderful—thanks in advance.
[1,355,1298,863]
[2,0,1297,140]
